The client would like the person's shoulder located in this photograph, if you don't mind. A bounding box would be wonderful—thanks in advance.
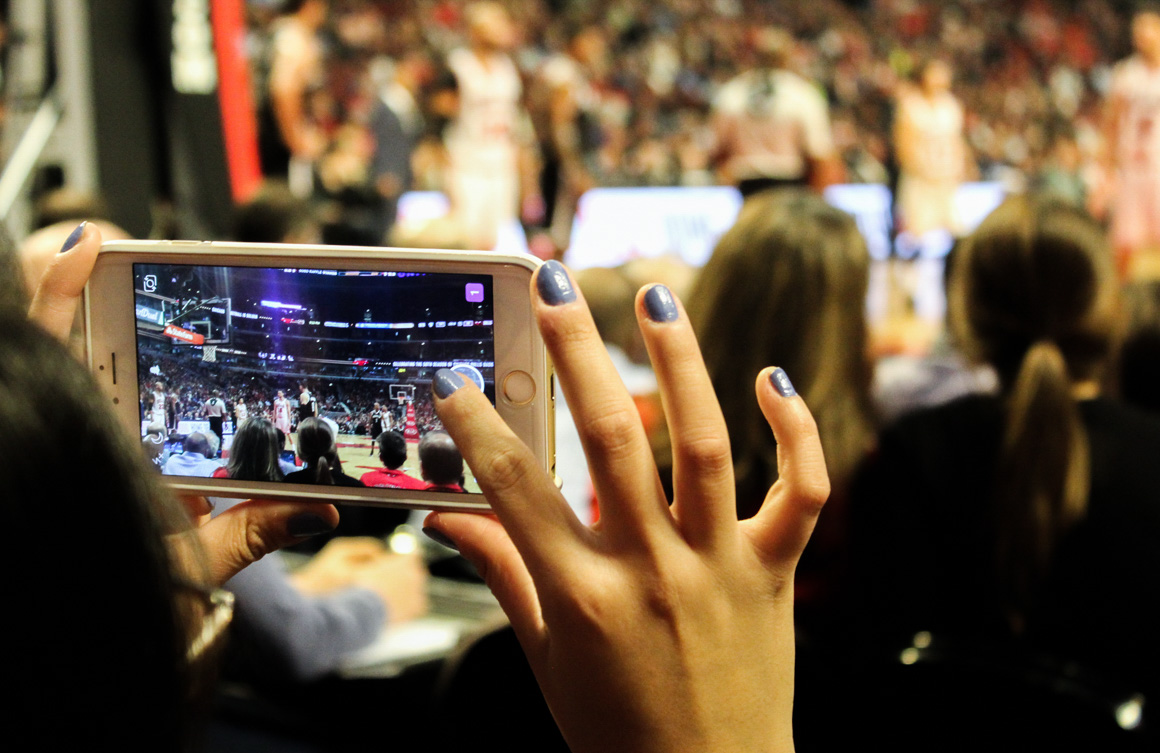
[447,47,472,72]
[359,469,386,486]
[712,73,753,111]
[1112,55,1146,90]
[776,69,822,95]
[1082,398,1160,445]
[884,392,1002,437]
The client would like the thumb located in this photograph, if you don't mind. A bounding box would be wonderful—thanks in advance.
[196,499,339,586]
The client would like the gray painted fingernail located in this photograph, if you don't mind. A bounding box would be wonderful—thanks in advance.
[770,368,796,397]
[433,368,465,399]
[423,526,460,552]
[536,260,577,305]
[643,284,678,322]
[288,513,335,538]
[59,222,86,253]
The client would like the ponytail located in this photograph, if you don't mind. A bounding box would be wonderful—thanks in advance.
[995,341,1089,628]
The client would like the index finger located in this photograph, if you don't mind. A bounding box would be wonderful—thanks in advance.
[533,262,670,539]
[744,368,831,568]
[27,222,100,343]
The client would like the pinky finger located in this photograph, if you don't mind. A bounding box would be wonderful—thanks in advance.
[744,367,831,568]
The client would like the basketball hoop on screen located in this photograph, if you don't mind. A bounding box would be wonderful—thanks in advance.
[389,384,420,441]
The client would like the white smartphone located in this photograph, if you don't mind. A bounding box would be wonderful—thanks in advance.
[84,240,554,512]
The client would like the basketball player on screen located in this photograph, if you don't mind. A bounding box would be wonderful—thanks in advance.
[151,382,168,432]
[274,390,294,447]
[297,384,316,424]
[1105,8,1160,280]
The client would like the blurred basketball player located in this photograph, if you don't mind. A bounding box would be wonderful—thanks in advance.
[260,0,329,194]
[894,59,966,248]
[531,23,607,246]
[444,3,540,247]
[712,27,841,196]
[1105,8,1160,280]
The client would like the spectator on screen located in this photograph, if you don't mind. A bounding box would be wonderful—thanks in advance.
[418,430,466,492]
[162,432,222,478]
[360,430,426,490]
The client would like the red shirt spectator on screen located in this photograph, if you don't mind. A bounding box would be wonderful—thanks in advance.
[360,430,427,490]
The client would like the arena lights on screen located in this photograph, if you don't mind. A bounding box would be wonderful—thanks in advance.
[260,300,304,310]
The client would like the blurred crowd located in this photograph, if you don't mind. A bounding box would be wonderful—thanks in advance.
[245,0,1139,249]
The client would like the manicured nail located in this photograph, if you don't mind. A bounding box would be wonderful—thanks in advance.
[770,368,796,397]
[287,513,336,538]
[423,526,460,552]
[643,284,678,322]
[536,260,577,305]
[59,222,86,253]
[433,368,465,399]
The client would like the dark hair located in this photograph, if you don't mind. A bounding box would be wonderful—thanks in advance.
[296,417,341,482]
[378,430,409,470]
[184,432,213,458]
[686,190,875,518]
[226,418,284,482]
[419,431,464,486]
[231,182,316,243]
[949,195,1119,622]
[2,310,204,746]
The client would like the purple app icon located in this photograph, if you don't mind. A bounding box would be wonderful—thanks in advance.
[465,282,485,302]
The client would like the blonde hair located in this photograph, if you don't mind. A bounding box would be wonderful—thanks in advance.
[687,190,874,517]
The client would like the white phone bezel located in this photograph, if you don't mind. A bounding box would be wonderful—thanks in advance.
[84,240,554,512]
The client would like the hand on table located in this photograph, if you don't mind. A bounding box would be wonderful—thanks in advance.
[424,262,829,753]
[288,537,430,625]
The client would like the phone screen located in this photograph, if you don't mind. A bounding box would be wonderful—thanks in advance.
[133,263,494,495]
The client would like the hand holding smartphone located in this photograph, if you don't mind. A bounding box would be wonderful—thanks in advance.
[84,241,554,511]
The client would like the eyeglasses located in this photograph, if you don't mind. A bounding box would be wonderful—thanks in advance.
[177,579,236,663]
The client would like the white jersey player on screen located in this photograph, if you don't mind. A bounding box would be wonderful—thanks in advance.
[273,390,293,445]
[151,383,168,430]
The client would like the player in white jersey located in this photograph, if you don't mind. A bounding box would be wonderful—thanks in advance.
[894,60,966,241]
[445,3,540,247]
[273,390,294,446]
[1105,9,1160,279]
[151,382,168,431]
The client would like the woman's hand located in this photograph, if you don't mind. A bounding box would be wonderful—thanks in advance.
[27,221,100,343]
[22,224,345,590]
[424,262,829,753]
[178,496,340,588]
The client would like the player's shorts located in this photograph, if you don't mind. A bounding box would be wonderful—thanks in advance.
[897,174,960,237]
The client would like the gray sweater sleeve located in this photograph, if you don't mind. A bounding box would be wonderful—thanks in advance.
[213,499,387,682]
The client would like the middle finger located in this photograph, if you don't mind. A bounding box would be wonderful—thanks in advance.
[533,261,671,538]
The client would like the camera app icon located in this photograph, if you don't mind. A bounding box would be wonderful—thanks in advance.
[464,283,484,303]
